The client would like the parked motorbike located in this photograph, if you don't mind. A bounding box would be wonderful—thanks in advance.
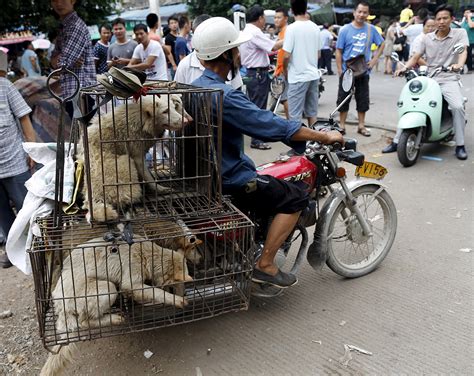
[391,43,466,167]
[249,69,398,297]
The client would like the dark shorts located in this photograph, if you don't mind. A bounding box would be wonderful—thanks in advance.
[225,175,309,217]
[337,74,370,113]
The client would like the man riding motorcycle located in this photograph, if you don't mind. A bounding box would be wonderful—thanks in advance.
[389,4,469,160]
[191,17,344,288]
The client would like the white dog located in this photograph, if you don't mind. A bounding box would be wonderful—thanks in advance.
[40,235,192,375]
[79,95,192,222]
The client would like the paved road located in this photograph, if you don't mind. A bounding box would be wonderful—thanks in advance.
[1,72,473,375]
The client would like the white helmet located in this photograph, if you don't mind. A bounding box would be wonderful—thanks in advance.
[193,17,251,61]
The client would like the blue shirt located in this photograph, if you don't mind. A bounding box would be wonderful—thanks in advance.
[192,69,305,190]
[174,36,190,64]
[336,23,384,71]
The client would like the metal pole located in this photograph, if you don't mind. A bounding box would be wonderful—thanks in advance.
[149,0,160,15]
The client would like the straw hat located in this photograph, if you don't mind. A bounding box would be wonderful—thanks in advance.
[97,67,145,98]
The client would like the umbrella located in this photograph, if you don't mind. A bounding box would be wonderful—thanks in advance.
[32,39,51,49]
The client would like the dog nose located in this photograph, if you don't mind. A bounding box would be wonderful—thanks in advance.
[183,114,193,126]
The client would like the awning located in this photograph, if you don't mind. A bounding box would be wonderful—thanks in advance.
[0,36,34,46]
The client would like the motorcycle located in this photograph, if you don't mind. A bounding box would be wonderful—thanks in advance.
[269,68,327,114]
[390,43,466,167]
[249,69,398,297]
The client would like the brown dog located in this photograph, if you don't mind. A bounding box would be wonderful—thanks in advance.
[40,235,192,376]
[79,94,192,222]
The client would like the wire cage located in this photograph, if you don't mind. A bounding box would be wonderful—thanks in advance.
[28,75,256,351]
[28,201,254,348]
[77,82,225,223]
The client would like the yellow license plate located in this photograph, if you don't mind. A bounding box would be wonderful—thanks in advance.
[355,161,388,180]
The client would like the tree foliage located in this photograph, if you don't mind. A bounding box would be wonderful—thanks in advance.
[0,0,114,33]
[187,0,290,19]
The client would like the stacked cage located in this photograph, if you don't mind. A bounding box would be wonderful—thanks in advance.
[28,81,255,349]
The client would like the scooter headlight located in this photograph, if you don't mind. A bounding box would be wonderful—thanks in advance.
[409,80,423,94]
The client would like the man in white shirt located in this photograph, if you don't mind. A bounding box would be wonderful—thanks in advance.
[283,0,321,124]
[128,24,168,81]
[175,14,243,89]
[239,5,283,150]
[319,23,334,74]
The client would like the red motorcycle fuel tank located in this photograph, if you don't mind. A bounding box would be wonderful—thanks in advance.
[256,155,317,194]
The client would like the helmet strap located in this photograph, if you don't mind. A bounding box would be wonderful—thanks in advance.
[222,49,237,81]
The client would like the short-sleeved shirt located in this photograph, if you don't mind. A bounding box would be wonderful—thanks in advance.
[165,33,177,67]
[461,17,474,44]
[132,40,168,80]
[107,39,138,69]
[336,23,384,71]
[402,24,423,45]
[21,49,41,77]
[93,41,109,74]
[175,51,243,89]
[320,28,334,50]
[192,69,305,190]
[52,11,96,97]
[239,23,274,68]
[283,20,321,84]
[415,28,470,83]
[400,8,414,24]
[174,36,190,64]
[275,25,287,76]
[0,78,31,178]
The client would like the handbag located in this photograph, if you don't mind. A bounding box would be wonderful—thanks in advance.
[345,24,372,78]
[394,34,406,46]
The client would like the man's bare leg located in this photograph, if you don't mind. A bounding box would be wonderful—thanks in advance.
[358,111,366,131]
[307,116,317,127]
[339,111,348,131]
[255,211,301,276]
[282,100,289,119]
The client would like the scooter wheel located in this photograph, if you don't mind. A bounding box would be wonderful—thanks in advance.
[398,129,420,167]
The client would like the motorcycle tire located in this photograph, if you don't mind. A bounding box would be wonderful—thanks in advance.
[398,129,420,167]
[325,184,397,278]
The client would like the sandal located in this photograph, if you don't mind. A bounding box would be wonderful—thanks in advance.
[339,128,346,135]
[250,142,272,150]
[357,128,371,137]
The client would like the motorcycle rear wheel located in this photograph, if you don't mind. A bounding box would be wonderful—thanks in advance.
[398,129,420,167]
[325,185,397,278]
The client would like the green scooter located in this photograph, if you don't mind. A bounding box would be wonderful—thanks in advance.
[390,44,466,167]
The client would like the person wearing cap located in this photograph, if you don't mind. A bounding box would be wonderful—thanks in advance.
[239,5,284,150]
[0,51,36,269]
[192,17,343,288]
[128,24,168,81]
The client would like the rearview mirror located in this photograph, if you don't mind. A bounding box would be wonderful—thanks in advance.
[453,43,465,55]
[391,52,400,62]
[341,69,353,92]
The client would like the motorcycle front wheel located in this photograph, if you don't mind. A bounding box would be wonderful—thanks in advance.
[325,185,397,278]
[398,129,420,167]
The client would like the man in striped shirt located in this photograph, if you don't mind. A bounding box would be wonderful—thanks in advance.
[50,0,96,118]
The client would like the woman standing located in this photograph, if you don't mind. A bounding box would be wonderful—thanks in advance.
[383,19,397,74]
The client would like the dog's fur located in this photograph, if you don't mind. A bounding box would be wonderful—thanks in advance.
[79,95,192,222]
[143,219,204,264]
[40,235,192,376]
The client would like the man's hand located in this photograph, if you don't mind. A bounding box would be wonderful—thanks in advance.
[394,67,406,77]
[323,130,345,145]
[449,63,463,72]
[367,59,377,70]
[27,156,35,172]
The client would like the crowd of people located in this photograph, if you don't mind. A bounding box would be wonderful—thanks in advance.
[0,0,472,280]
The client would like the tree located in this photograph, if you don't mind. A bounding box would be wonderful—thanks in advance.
[0,0,114,33]
[187,0,290,19]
